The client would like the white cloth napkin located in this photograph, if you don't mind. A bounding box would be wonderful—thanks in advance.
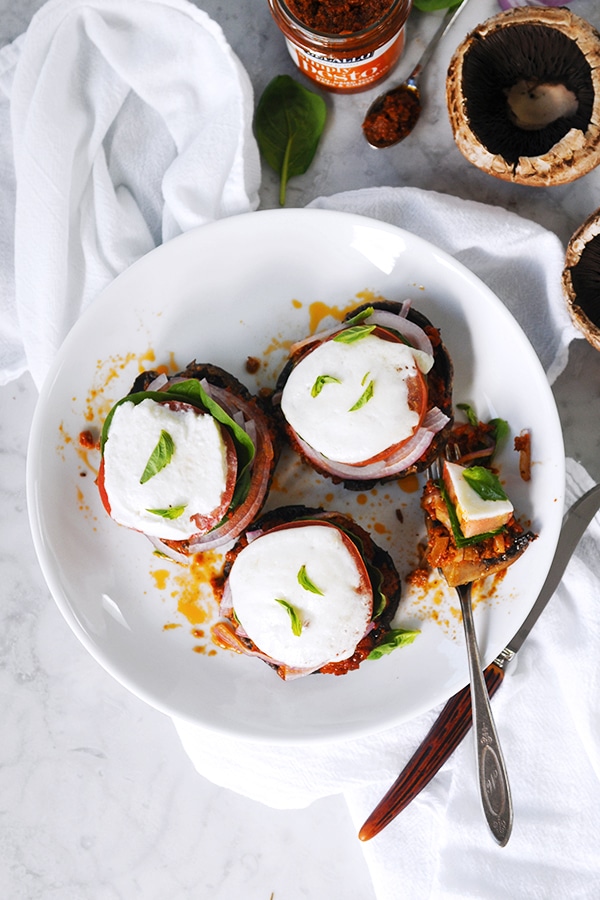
[178,456,600,899]
[0,0,260,389]
[174,189,600,899]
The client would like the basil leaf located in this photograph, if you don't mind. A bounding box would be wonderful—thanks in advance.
[311,374,341,398]
[345,306,374,326]
[462,466,508,501]
[146,505,187,520]
[333,324,375,344]
[254,75,326,206]
[275,598,303,636]
[297,564,324,595]
[349,378,374,412]
[368,628,420,660]
[140,430,175,484]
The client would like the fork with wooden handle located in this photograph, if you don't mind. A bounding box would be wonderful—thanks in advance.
[359,482,600,843]
[431,455,513,844]
[390,457,512,846]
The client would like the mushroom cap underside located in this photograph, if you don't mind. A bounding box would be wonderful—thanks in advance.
[446,7,600,186]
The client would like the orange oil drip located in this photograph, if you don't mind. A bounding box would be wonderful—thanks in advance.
[170,550,223,627]
[398,473,420,493]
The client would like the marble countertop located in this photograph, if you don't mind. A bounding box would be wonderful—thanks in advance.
[2,0,600,898]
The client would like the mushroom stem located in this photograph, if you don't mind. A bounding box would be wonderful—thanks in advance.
[505,80,579,130]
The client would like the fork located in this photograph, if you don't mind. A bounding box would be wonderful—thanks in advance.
[430,455,513,846]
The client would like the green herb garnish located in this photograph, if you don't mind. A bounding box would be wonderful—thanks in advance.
[275,599,303,636]
[297,564,324,595]
[456,402,479,427]
[368,628,420,660]
[146,505,187,520]
[456,402,510,463]
[462,466,508,502]
[311,374,341,398]
[489,417,509,445]
[254,75,326,206]
[333,324,375,344]
[349,378,374,411]
[344,306,373,326]
[140,429,175,484]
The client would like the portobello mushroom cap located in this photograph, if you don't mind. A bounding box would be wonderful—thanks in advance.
[562,208,600,352]
[446,7,600,186]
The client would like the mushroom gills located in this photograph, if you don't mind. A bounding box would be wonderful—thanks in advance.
[461,23,594,164]
[569,234,600,330]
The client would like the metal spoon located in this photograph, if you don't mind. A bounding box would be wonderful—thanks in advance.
[362,0,471,149]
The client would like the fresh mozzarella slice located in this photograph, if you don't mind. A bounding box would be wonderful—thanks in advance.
[443,460,514,538]
[102,398,232,539]
[280,334,431,465]
[228,523,373,669]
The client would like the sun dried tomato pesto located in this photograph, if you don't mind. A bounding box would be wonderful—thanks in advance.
[78,429,98,450]
[268,0,411,93]
[363,86,421,148]
[287,0,394,33]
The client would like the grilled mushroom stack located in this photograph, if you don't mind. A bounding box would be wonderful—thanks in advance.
[446,7,600,186]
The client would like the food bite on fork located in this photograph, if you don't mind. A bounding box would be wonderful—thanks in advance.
[420,412,537,589]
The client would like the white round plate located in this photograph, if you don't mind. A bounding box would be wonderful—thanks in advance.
[27,208,565,743]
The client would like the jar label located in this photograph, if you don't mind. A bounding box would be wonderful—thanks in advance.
[285,28,405,90]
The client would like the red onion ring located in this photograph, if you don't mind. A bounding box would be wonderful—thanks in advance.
[289,407,449,481]
[364,309,433,357]
[288,301,433,358]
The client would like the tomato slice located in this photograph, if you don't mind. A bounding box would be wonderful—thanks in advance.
[96,457,111,516]
[189,423,238,532]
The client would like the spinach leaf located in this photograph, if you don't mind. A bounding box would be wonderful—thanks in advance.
[254,75,327,206]
[438,482,504,547]
[413,0,463,11]
[489,416,509,446]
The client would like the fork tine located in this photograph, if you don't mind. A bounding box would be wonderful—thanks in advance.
[445,440,461,463]
[427,456,442,482]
